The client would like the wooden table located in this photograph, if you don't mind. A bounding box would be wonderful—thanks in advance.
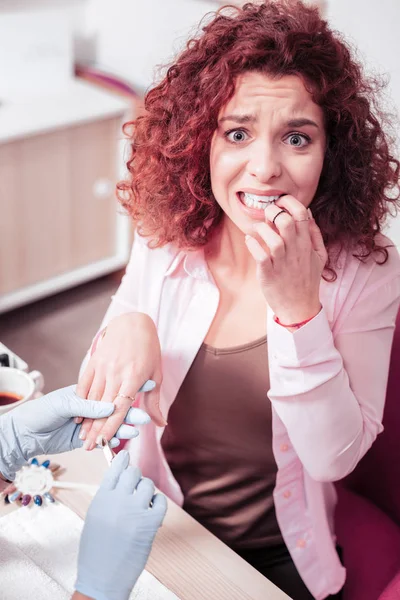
[1,448,290,600]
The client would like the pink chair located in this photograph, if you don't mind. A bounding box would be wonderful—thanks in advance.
[380,573,400,600]
[335,311,400,600]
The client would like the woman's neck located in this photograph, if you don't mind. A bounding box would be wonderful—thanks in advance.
[206,216,256,280]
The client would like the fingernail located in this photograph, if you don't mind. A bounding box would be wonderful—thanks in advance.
[83,439,91,451]
[9,491,22,503]
[21,494,32,507]
[79,429,86,441]
[96,434,105,446]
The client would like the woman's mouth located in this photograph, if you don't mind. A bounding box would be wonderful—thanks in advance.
[238,192,282,210]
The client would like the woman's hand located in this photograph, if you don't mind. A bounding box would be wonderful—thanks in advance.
[245,195,327,324]
[77,312,166,451]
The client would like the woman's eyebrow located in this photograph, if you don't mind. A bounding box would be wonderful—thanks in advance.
[219,114,256,124]
[286,118,319,129]
[218,115,320,128]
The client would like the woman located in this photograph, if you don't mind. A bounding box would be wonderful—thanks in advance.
[76,1,400,598]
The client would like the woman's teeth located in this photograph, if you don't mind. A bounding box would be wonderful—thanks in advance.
[241,192,281,210]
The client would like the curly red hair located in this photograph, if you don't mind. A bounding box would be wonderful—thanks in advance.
[117,0,399,275]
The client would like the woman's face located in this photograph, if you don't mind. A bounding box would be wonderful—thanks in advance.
[209,71,326,234]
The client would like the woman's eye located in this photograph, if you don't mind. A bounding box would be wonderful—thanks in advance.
[225,129,249,143]
[285,133,310,148]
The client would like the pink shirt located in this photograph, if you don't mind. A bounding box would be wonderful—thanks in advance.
[93,232,400,599]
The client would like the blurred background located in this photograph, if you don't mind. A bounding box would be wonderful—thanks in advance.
[0,0,399,391]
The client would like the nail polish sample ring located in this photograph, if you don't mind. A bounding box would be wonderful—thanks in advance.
[33,495,43,506]
[21,494,32,506]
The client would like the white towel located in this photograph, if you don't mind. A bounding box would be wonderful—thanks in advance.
[0,503,180,600]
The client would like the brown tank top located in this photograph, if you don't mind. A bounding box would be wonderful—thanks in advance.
[161,335,285,552]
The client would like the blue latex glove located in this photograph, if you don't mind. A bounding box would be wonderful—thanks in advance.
[0,385,151,481]
[75,450,167,600]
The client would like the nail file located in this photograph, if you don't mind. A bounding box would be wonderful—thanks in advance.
[100,436,116,466]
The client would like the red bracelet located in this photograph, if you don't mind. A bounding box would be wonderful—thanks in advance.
[273,308,321,330]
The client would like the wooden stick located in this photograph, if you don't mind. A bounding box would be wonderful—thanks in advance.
[52,480,99,495]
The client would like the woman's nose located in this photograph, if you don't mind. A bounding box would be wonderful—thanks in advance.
[248,143,282,182]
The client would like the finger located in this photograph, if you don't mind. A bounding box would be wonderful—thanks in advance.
[76,363,95,399]
[150,493,168,520]
[273,195,311,245]
[134,477,155,509]
[100,378,121,405]
[86,393,132,448]
[252,222,285,263]
[87,372,106,401]
[245,235,274,284]
[93,437,121,449]
[81,373,107,443]
[274,195,309,221]
[142,387,167,427]
[87,375,119,441]
[124,407,151,426]
[100,450,130,491]
[245,234,270,262]
[264,205,297,247]
[82,380,154,445]
[85,417,108,450]
[115,424,140,440]
[308,209,327,258]
[77,432,120,450]
[79,418,94,443]
[116,466,141,494]
[83,374,116,446]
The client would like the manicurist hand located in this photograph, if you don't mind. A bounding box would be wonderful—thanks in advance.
[0,385,150,481]
[245,195,327,325]
[77,312,166,452]
[74,450,167,600]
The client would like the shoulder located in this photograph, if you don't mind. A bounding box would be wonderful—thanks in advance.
[343,234,400,288]
[131,232,181,271]
[323,235,400,325]
[328,233,399,282]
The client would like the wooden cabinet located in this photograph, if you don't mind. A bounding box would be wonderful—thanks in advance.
[0,82,132,313]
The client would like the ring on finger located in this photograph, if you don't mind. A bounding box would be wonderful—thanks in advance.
[115,394,136,402]
[272,209,288,226]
